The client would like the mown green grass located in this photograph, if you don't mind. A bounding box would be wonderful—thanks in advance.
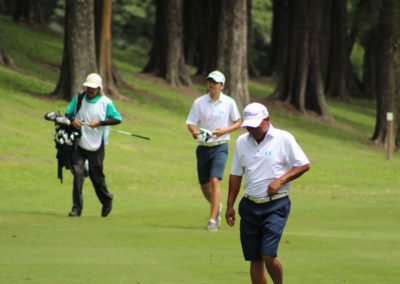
[0,14,400,284]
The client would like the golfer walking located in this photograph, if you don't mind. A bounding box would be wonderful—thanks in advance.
[65,73,122,217]
[186,70,241,231]
[226,102,310,283]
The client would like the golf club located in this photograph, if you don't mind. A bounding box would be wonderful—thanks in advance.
[110,128,151,140]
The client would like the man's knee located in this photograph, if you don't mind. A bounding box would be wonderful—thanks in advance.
[262,255,277,266]
[209,176,220,187]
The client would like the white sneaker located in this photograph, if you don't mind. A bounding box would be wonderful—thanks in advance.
[205,220,218,231]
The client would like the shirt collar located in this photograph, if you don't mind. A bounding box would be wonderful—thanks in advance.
[207,92,225,102]
[266,124,276,138]
[246,124,276,144]
[85,93,101,103]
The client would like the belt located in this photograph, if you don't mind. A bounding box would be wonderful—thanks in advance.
[244,192,288,204]
[198,140,228,147]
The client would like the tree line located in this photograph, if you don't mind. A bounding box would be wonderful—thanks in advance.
[0,0,399,148]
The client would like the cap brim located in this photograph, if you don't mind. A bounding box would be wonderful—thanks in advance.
[206,76,223,84]
[241,118,263,128]
[83,82,100,89]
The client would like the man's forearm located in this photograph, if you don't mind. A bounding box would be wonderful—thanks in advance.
[279,164,310,184]
[99,118,121,126]
[227,175,242,208]
[227,119,242,134]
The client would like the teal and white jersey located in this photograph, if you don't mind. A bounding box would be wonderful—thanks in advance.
[66,93,122,151]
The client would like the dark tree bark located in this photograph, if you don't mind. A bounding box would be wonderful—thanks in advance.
[94,0,120,97]
[247,0,259,78]
[0,0,14,14]
[183,0,201,67]
[182,0,220,77]
[0,43,14,67]
[52,0,97,101]
[272,0,332,120]
[12,0,56,24]
[216,0,250,110]
[267,0,290,76]
[326,0,350,100]
[143,0,192,87]
[370,0,400,147]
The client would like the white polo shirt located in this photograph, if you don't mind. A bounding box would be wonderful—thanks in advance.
[230,125,310,198]
[186,92,241,143]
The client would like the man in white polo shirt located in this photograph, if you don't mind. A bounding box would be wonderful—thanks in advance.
[186,70,241,231]
[226,102,310,283]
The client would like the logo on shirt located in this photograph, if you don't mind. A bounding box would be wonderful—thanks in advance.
[265,151,272,156]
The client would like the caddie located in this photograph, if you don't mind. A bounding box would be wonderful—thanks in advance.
[65,73,122,217]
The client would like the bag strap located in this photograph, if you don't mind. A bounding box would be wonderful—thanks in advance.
[74,91,85,116]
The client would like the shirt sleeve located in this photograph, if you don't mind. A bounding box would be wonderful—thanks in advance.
[285,133,310,167]
[230,99,241,122]
[186,101,199,126]
[65,94,78,115]
[230,139,245,176]
[105,101,122,121]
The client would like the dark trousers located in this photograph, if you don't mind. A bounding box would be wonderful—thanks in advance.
[70,142,113,213]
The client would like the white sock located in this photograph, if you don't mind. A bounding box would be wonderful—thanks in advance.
[209,219,216,224]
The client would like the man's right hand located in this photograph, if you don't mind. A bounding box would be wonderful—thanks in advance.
[71,119,83,130]
[225,206,236,227]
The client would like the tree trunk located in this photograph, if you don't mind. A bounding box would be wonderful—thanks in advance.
[0,43,14,67]
[183,0,201,67]
[143,0,192,88]
[13,0,56,23]
[217,0,250,110]
[272,0,332,120]
[371,0,399,147]
[247,0,259,78]
[326,0,349,100]
[182,0,220,77]
[52,0,97,101]
[268,0,290,76]
[95,0,119,97]
[0,0,14,14]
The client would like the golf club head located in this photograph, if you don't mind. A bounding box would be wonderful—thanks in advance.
[44,111,60,121]
[55,116,71,126]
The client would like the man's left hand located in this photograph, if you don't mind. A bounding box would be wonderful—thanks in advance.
[267,178,283,195]
[213,128,225,138]
[87,120,100,128]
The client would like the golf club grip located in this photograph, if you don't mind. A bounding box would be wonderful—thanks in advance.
[130,133,151,140]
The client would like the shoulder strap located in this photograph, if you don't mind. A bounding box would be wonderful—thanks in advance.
[75,91,85,115]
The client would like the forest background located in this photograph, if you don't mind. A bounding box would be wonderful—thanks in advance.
[2,0,400,148]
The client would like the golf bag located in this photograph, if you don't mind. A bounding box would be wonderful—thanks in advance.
[44,92,87,183]
[44,111,81,183]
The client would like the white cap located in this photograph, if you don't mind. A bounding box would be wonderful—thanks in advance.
[206,70,225,84]
[83,73,103,89]
[241,102,269,128]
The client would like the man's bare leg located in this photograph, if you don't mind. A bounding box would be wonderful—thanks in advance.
[264,255,283,284]
[201,182,211,202]
[250,260,267,284]
[209,177,220,220]
[200,178,220,221]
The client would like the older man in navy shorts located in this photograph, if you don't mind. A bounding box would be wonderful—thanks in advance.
[186,70,241,231]
[226,102,310,283]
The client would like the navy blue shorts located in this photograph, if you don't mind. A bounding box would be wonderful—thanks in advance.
[196,143,228,185]
[238,196,291,260]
